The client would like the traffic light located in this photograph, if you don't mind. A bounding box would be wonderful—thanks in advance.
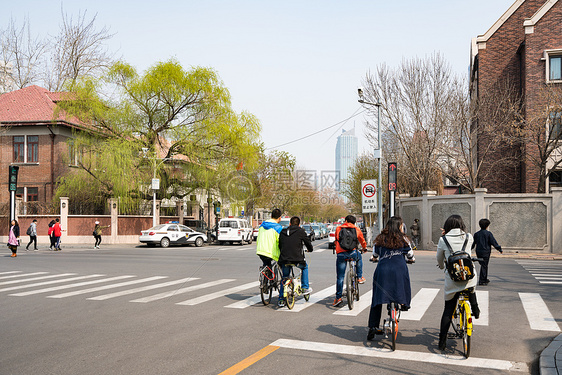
[8,165,19,192]
[388,162,397,191]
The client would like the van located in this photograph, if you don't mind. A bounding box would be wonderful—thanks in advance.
[217,218,253,245]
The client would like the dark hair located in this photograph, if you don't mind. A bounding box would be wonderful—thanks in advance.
[375,216,408,249]
[290,216,300,226]
[32,219,37,222]
[443,214,465,234]
[344,215,356,224]
[479,218,490,230]
[56,218,60,223]
[271,208,282,219]
[11,219,19,227]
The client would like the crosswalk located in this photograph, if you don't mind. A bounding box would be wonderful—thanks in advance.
[1,269,560,332]
[516,259,562,284]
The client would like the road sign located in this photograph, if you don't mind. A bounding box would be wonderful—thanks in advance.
[388,162,397,191]
[361,179,377,213]
[8,165,19,192]
[151,178,160,190]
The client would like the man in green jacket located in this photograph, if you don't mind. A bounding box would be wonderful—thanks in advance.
[256,208,283,304]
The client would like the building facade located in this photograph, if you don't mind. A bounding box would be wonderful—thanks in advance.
[0,85,88,205]
[335,128,358,189]
[471,0,562,193]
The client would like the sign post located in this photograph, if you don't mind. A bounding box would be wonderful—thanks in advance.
[361,179,377,214]
[152,178,160,227]
[388,162,397,217]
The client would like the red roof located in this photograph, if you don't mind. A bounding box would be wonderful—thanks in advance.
[0,85,83,126]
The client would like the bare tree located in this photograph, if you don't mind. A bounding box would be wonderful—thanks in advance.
[46,9,115,91]
[0,17,48,92]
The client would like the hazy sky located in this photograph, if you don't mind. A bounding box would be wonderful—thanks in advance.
[3,0,515,173]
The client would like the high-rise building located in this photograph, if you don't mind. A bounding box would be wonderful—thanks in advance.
[335,128,358,190]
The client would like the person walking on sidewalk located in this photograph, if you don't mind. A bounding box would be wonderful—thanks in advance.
[8,219,20,257]
[48,220,56,250]
[26,219,38,251]
[472,218,502,286]
[53,218,62,251]
[93,221,110,249]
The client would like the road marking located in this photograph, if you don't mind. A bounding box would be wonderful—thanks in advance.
[225,294,263,308]
[0,271,22,276]
[0,273,76,286]
[519,293,561,331]
[270,339,528,372]
[88,277,200,300]
[177,281,259,305]
[218,345,280,375]
[0,272,47,280]
[532,274,562,277]
[46,276,168,298]
[280,285,334,312]
[334,290,372,316]
[0,274,105,293]
[130,279,235,303]
[535,277,562,280]
[400,288,439,321]
[9,276,135,296]
[474,290,489,326]
[539,281,562,284]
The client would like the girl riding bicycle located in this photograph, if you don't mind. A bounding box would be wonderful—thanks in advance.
[367,216,415,340]
[436,214,480,351]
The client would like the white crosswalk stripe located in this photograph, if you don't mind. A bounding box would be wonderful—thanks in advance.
[88,277,200,301]
[9,275,135,296]
[474,290,489,326]
[0,273,76,286]
[517,260,562,285]
[0,271,22,276]
[280,285,334,312]
[177,281,259,305]
[46,276,168,298]
[0,274,105,293]
[400,288,439,321]
[130,279,235,303]
[0,272,48,281]
[519,292,560,331]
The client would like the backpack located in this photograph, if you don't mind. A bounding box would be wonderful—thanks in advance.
[442,235,475,282]
[338,227,358,251]
[26,225,32,236]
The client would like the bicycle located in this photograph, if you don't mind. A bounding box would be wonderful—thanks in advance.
[345,255,360,310]
[259,262,281,306]
[282,263,310,309]
[448,289,474,358]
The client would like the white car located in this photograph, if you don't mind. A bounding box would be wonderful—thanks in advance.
[217,218,253,245]
[328,224,341,249]
[139,223,207,248]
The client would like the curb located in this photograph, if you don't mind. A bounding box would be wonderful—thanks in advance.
[541,334,562,375]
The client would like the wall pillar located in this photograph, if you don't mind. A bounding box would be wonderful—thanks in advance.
[155,200,161,225]
[421,191,436,250]
[109,198,118,244]
[551,187,562,254]
[60,197,69,241]
[474,188,487,230]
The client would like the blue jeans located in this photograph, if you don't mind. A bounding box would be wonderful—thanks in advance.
[335,250,362,299]
[279,263,309,300]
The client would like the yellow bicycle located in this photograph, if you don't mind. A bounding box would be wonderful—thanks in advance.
[449,289,473,358]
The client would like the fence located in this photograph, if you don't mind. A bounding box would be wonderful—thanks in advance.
[396,187,562,254]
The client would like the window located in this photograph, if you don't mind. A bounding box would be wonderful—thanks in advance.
[551,56,562,81]
[27,187,38,201]
[27,136,38,162]
[549,112,562,139]
[13,136,25,162]
[550,170,562,187]
[13,135,39,163]
[15,187,24,199]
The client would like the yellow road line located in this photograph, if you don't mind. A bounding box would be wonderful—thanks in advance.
[218,345,280,375]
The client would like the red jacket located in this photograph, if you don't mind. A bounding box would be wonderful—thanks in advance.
[335,222,367,254]
[53,223,62,237]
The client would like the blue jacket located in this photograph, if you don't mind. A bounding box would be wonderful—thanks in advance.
[472,229,502,256]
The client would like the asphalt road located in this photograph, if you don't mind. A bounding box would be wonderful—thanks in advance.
[1,240,561,374]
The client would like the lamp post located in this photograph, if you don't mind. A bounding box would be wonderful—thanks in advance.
[143,148,170,227]
[358,88,383,234]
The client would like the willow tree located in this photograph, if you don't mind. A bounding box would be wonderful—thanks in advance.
[56,59,262,211]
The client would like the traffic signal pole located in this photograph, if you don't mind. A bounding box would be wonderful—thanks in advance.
[8,165,19,223]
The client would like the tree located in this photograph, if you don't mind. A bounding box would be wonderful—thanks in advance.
[57,59,262,210]
[340,153,379,218]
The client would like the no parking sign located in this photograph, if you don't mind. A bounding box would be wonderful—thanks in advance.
[361,179,377,213]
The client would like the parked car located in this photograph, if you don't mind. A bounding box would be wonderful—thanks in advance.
[318,223,328,238]
[252,227,259,241]
[328,224,341,249]
[279,218,291,229]
[311,224,322,239]
[139,223,207,248]
[217,218,253,245]
[302,224,316,241]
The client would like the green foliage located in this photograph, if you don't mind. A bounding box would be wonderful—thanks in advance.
[341,153,379,213]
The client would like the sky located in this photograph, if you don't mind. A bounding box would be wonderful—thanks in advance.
[2,0,516,175]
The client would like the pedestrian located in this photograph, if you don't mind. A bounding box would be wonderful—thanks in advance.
[410,218,420,248]
[332,214,367,307]
[53,218,62,251]
[93,221,110,249]
[8,219,20,257]
[436,214,479,351]
[278,216,314,306]
[48,220,56,250]
[26,219,38,251]
[367,216,415,340]
[472,218,502,286]
[256,208,283,304]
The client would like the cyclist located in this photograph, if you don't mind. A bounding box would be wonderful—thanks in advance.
[367,216,415,340]
[333,215,367,307]
[436,214,480,351]
[256,208,283,291]
[278,216,313,307]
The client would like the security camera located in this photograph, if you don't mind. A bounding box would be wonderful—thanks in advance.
[357,87,364,98]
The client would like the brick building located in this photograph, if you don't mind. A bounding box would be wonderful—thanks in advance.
[470,0,562,193]
[0,85,90,204]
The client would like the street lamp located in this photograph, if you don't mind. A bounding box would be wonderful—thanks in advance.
[358,88,383,234]
[142,148,170,227]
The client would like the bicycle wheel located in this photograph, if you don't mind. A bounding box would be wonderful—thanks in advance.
[259,270,272,306]
[461,304,471,358]
[390,305,399,351]
[285,279,295,309]
[346,266,355,310]
[355,272,360,301]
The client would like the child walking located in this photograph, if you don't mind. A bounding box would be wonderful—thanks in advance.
[472,218,502,286]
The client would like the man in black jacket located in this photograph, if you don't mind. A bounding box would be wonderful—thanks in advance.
[278,216,313,306]
[472,218,502,285]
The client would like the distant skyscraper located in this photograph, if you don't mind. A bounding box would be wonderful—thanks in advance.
[335,128,358,191]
